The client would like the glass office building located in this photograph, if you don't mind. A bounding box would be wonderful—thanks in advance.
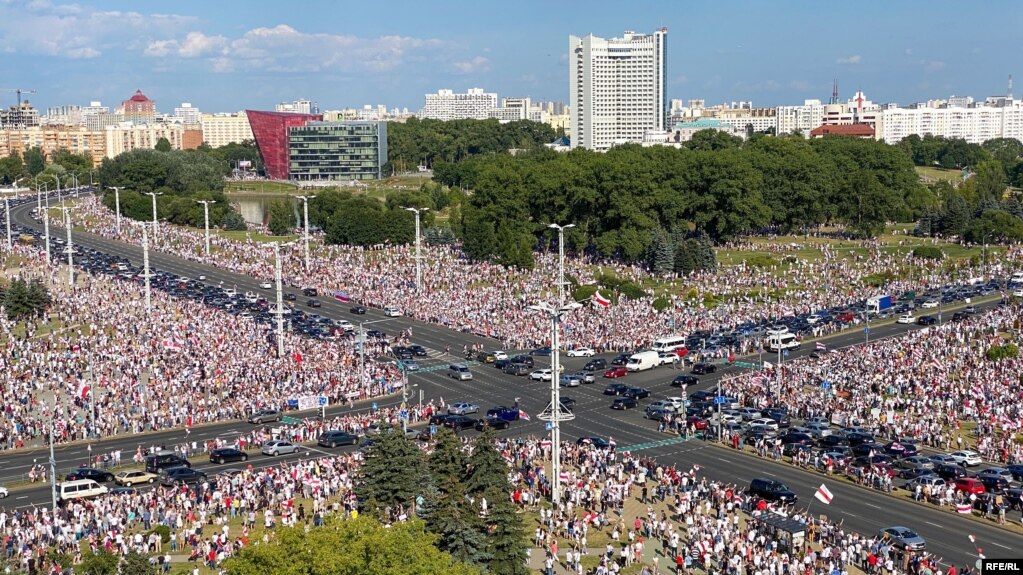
[288,121,387,181]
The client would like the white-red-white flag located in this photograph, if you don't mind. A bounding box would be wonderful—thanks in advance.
[592,291,611,307]
[814,483,833,505]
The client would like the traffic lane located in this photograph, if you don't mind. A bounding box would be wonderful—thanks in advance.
[641,440,1014,567]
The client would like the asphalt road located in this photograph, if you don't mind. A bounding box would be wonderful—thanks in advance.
[3,194,1017,564]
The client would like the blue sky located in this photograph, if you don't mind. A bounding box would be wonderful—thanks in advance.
[1,0,1021,114]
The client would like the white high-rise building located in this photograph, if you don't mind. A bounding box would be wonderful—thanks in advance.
[880,100,1023,144]
[775,99,826,136]
[275,99,314,114]
[420,88,498,121]
[569,28,668,151]
[174,103,202,126]
[200,112,254,148]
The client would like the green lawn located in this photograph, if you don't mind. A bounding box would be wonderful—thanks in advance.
[915,165,964,183]
[225,181,300,194]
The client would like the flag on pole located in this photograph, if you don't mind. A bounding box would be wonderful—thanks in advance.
[161,338,182,351]
[763,361,774,368]
[816,342,827,351]
[592,291,611,307]
[814,484,834,505]
[76,383,90,400]
[518,410,530,421]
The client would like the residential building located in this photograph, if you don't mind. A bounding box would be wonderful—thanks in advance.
[0,126,106,167]
[0,101,40,128]
[775,99,826,136]
[201,112,254,148]
[880,100,1023,144]
[104,122,183,158]
[288,121,388,181]
[275,99,315,114]
[85,112,120,131]
[420,88,497,121]
[569,28,668,150]
[245,110,323,180]
[119,90,156,124]
[44,106,82,127]
[809,124,876,139]
[490,97,533,122]
[174,103,202,126]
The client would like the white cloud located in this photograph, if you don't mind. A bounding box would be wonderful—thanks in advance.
[836,55,862,65]
[145,31,226,58]
[922,60,945,72]
[453,56,489,74]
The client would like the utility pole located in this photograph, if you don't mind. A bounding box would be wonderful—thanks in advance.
[109,186,123,233]
[54,175,60,205]
[298,195,313,272]
[548,223,575,304]
[43,192,50,264]
[196,200,216,256]
[272,242,286,358]
[136,223,152,313]
[404,207,429,292]
[145,191,160,236]
[56,206,74,287]
[49,413,57,513]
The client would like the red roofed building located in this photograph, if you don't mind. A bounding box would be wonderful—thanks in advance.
[120,89,156,123]
[245,110,322,180]
[809,123,875,139]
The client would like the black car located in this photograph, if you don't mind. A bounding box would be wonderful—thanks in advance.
[611,396,639,410]
[247,409,283,424]
[366,329,386,338]
[209,448,249,464]
[318,430,359,448]
[672,375,699,388]
[778,432,814,446]
[443,415,477,431]
[350,306,367,314]
[510,355,534,368]
[529,347,552,356]
[559,397,577,412]
[623,387,650,399]
[485,406,520,421]
[584,358,608,371]
[917,315,937,325]
[610,354,630,367]
[749,478,798,503]
[764,408,791,428]
[934,463,968,481]
[504,363,532,376]
[161,467,208,487]
[283,293,297,301]
[145,453,191,473]
[576,436,611,449]
[306,299,321,308]
[604,383,629,395]
[65,468,115,483]
[976,475,1011,493]
[494,358,512,369]
[692,362,717,375]
[844,432,875,446]
[817,435,851,449]
[474,416,511,431]
[429,414,454,426]
[302,287,318,296]
[898,467,937,480]
[851,442,886,457]
[393,346,414,360]
[1008,464,1023,481]
[408,344,428,357]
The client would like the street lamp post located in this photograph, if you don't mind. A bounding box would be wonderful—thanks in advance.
[56,206,74,287]
[530,301,582,508]
[403,207,430,292]
[43,192,51,264]
[48,413,57,513]
[356,318,397,393]
[54,175,61,204]
[982,231,994,277]
[134,223,152,313]
[196,200,217,256]
[145,192,162,236]
[109,187,123,233]
[270,241,292,358]
[548,223,575,304]
[298,195,314,272]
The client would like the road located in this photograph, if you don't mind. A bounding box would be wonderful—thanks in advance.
[4,194,1016,564]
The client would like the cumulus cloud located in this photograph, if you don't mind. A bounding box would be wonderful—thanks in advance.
[453,56,489,73]
[836,55,862,65]
[145,31,226,58]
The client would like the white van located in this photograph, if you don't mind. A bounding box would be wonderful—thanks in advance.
[58,479,108,501]
[765,333,800,353]
[626,350,660,372]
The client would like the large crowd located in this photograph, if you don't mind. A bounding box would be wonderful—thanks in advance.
[54,196,1015,352]
[0,242,403,453]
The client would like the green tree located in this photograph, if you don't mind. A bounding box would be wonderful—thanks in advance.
[23,147,45,176]
[421,429,489,566]
[964,209,1023,243]
[154,137,172,152]
[938,191,973,237]
[222,210,247,231]
[356,427,426,515]
[223,515,481,575]
[119,550,156,575]
[266,199,296,236]
[78,549,120,575]
[464,428,508,496]
[973,159,1008,203]
[645,227,675,274]
[0,151,24,184]
[481,483,530,575]
[1,278,49,320]
[51,150,93,177]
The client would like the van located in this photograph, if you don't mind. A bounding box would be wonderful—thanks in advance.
[625,350,659,372]
[447,364,473,381]
[58,479,108,501]
[765,333,800,352]
[144,452,191,473]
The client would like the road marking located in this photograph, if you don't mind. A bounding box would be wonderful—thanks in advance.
[862,502,881,509]
[716,457,730,462]
[15,496,27,500]
[991,542,1011,549]
[924,521,943,528]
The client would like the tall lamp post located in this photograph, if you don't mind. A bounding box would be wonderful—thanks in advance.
[55,206,74,287]
[196,200,217,256]
[297,195,314,272]
[403,207,430,292]
[548,223,575,304]
[4,177,24,248]
[133,222,152,313]
[271,241,289,358]
[145,192,162,236]
[531,300,582,508]
[109,186,123,233]
[54,175,61,204]
[43,191,51,264]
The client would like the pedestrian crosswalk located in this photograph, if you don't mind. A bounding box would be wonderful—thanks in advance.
[619,435,689,452]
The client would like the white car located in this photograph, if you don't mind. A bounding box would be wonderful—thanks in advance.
[1013,288,1023,297]
[259,281,273,289]
[566,347,595,357]
[663,396,688,409]
[448,402,480,415]
[749,417,780,432]
[492,351,509,361]
[920,300,939,309]
[949,450,983,467]
[656,352,677,366]
[529,369,553,382]
[0,485,9,498]
[384,307,402,317]
[896,313,915,324]
[335,319,354,330]
[197,274,206,281]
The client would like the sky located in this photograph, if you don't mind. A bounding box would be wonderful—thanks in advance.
[1,0,1022,114]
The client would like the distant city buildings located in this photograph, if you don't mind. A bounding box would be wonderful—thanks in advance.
[569,28,668,151]
[119,90,156,124]
[173,103,202,126]
[275,99,316,115]
[420,88,498,121]
[0,101,41,129]
[289,121,387,181]
[200,112,254,148]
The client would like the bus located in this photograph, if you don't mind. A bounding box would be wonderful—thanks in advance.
[651,335,688,355]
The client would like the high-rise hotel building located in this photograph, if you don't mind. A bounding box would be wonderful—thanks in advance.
[569,28,668,151]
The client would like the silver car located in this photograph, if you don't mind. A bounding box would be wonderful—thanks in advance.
[261,440,299,456]
[448,402,479,415]
[879,526,926,551]
[574,370,596,383]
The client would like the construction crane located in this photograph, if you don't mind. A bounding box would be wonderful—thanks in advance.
[1,88,37,107]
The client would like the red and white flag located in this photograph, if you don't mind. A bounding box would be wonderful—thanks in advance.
[76,383,90,400]
[968,534,976,543]
[956,503,973,514]
[161,338,182,352]
[292,351,303,364]
[816,342,827,351]
[592,291,611,308]
[518,410,530,421]
[814,483,833,505]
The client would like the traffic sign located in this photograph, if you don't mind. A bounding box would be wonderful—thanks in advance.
[820,381,831,390]
[371,402,378,411]
[281,416,301,424]
[713,396,728,405]
[864,326,870,334]
[399,410,408,420]
[545,422,553,430]
[429,424,438,435]
[318,396,328,406]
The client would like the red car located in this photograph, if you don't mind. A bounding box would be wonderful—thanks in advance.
[836,311,855,323]
[955,478,986,496]
[603,366,628,379]
[686,416,709,430]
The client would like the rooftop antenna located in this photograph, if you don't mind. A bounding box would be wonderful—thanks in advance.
[830,79,839,105]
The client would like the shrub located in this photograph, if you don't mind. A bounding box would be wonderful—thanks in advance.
[986,343,1019,361]
[652,295,671,312]
[148,525,172,544]
[744,254,777,268]
[912,246,944,260]
[861,273,893,288]
[617,280,647,300]
[572,285,598,303]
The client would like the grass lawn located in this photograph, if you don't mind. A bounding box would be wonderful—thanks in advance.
[177,226,297,244]
[225,181,299,194]
[915,165,964,184]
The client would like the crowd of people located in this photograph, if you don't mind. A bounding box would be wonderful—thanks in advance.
[0,241,404,453]
[56,196,1011,353]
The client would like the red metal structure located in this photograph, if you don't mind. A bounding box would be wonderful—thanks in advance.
[245,110,321,180]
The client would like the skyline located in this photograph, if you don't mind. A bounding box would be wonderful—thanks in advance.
[1,0,1022,114]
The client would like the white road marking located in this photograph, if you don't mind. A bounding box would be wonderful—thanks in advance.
[991,542,1011,549]
[863,502,881,509]
[15,496,27,499]
[924,521,943,528]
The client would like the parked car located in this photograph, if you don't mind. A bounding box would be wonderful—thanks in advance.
[529,369,553,382]
[559,374,583,387]
[161,467,208,487]
[934,463,968,481]
[916,315,937,325]
[672,374,699,388]
[611,396,639,410]
[529,347,552,356]
[603,366,628,379]
[349,306,367,314]
[448,402,480,415]
[748,478,797,503]
[584,358,608,371]
[504,363,532,376]
[949,450,983,467]
[486,406,520,421]
[566,347,596,357]
[247,409,283,424]
[65,468,115,483]
[475,416,511,431]
[954,477,987,496]
[623,386,650,399]
[691,362,717,375]
[604,383,629,395]
[443,414,477,431]
[209,448,249,464]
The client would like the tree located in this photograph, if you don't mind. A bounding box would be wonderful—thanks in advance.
[421,429,489,566]
[480,483,530,575]
[23,147,45,176]
[964,209,1023,243]
[222,210,247,231]
[464,428,508,497]
[973,159,1008,203]
[1,278,50,321]
[51,150,93,177]
[266,199,296,236]
[119,550,157,575]
[0,151,24,184]
[78,549,119,575]
[222,515,481,575]
[154,137,172,152]
[356,427,426,516]
[938,191,972,237]
[645,227,675,274]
